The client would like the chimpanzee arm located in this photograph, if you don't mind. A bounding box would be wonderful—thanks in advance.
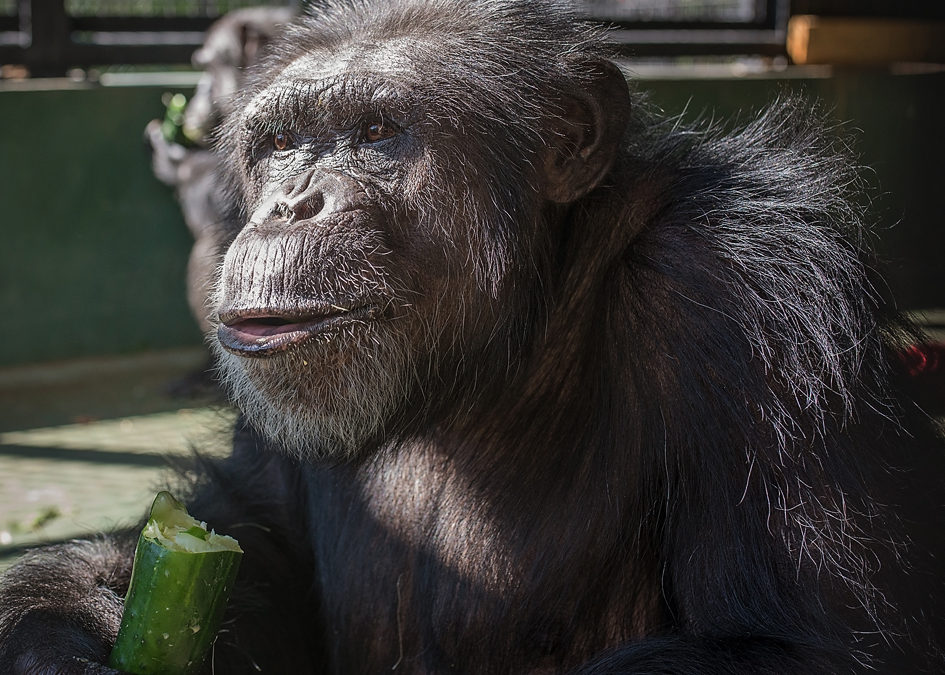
[574,635,829,675]
[0,417,322,674]
[0,535,134,674]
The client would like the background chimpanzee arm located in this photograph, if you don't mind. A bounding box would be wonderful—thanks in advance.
[0,417,323,674]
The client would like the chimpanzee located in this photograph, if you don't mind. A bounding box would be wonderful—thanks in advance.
[2,1,943,673]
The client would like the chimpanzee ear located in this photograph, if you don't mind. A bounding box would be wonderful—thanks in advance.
[542,59,631,204]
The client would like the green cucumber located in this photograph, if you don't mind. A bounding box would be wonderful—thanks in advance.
[108,492,243,675]
[159,92,197,147]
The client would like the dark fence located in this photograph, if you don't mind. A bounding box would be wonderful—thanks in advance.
[0,0,270,76]
[1,0,790,77]
[593,0,789,58]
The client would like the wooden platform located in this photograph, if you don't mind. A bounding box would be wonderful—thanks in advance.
[788,16,945,65]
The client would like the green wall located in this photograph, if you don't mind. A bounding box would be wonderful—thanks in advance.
[0,69,943,367]
[0,82,200,367]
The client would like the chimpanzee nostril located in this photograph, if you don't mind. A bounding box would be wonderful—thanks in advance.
[262,170,364,227]
[291,191,326,221]
[276,171,326,223]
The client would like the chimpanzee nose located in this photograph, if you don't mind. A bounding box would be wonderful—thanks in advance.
[276,170,362,224]
[279,171,324,222]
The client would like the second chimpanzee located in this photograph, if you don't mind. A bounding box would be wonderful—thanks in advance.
[1,1,943,673]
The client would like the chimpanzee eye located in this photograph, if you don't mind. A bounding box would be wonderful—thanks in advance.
[363,117,398,144]
[272,131,292,151]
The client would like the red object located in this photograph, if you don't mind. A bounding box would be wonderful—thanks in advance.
[899,343,945,415]
[900,343,945,377]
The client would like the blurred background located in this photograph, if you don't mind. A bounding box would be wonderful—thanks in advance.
[1,0,943,569]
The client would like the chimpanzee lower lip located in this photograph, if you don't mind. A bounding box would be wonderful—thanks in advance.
[217,305,376,357]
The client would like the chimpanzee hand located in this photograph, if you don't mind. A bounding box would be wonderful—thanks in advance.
[0,538,134,675]
[0,613,123,674]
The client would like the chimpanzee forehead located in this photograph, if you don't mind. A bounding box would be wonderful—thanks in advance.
[280,37,421,87]
[236,39,458,135]
[240,38,428,123]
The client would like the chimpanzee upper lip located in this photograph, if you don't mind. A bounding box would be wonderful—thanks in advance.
[217,303,379,357]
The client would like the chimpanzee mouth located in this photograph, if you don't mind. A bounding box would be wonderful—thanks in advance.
[217,304,379,357]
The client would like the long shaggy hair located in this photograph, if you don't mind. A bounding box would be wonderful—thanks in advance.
[208,0,924,667]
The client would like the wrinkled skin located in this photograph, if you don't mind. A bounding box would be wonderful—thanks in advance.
[2,1,944,673]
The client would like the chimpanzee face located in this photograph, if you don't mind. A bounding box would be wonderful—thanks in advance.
[209,17,626,458]
[210,42,529,457]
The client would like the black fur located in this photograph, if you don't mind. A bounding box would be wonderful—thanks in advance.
[2,1,943,673]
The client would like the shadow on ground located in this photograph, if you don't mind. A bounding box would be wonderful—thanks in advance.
[0,348,235,572]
